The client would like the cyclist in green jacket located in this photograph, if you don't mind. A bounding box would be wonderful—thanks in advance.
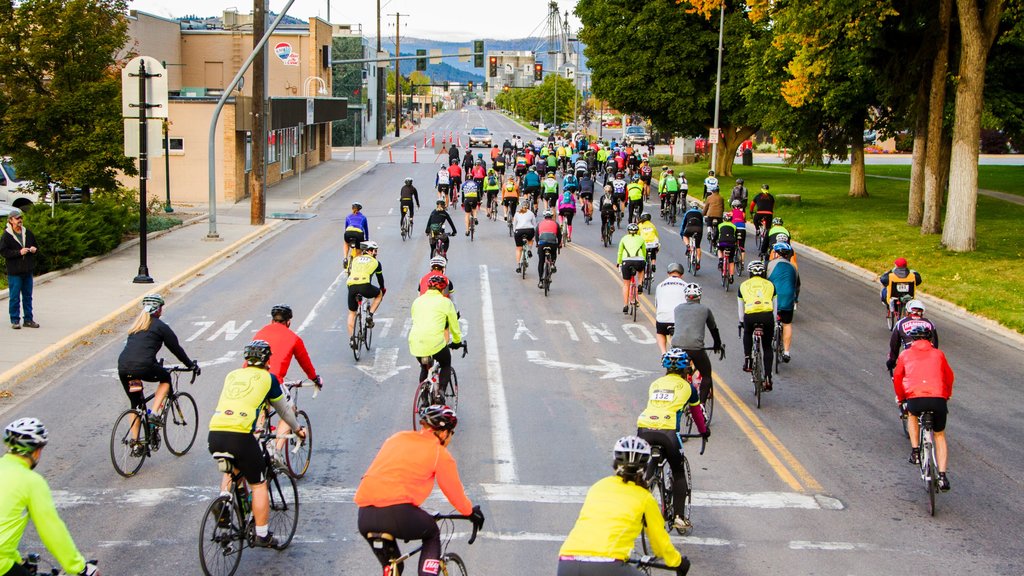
[617,223,648,314]
[482,169,501,221]
[1,418,97,576]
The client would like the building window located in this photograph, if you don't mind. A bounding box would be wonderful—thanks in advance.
[280,126,297,174]
[244,132,252,173]
[267,130,279,164]
[167,137,185,155]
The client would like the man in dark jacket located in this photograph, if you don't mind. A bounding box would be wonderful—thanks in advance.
[1,208,40,329]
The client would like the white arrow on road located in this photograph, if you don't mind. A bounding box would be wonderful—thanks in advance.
[355,347,411,383]
[526,350,653,382]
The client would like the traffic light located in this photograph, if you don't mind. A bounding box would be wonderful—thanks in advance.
[473,40,484,67]
[416,49,427,72]
[489,56,498,78]
[443,81,450,91]
[468,81,474,91]
[534,63,543,81]
[503,85,510,93]
[482,82,488,91]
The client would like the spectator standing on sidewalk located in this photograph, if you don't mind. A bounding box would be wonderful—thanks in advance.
[1,208,40,329]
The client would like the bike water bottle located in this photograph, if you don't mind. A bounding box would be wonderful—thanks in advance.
[146,409,157,436]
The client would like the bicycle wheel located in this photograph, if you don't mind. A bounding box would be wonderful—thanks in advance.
[924,446,937,516]
[110,408,147,477]
[199,495,244,576]
[752,348,764,409]
[284,410,312,479]
[631,284,638,322]
[654,464,674,532]
[351,309,363,362]
[364,306,374,351]
[412,380,431,430]
[441,552,469,576]
[470,221,475,242]
[677,455,692,534]
[886,303,897,330]
[266,468,299,549]
[543,261,551,297]
[443,368,459,411]
[164,392,199,456]
[773,326,783,375]
[704,383,715,425]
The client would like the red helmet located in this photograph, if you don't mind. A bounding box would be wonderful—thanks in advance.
[426,274,448,291]
[894,257,908,268]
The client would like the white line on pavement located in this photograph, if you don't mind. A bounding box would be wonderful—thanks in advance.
[294,267,347,334]
[789,541,878,551]
[479,264,518,484]
[480,484,844,510]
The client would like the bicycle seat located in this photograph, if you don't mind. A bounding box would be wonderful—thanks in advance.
[752,326,764,337]
[212,451,236,473]
[650,445,664,462]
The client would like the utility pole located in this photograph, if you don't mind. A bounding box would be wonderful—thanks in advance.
[710,2,725,174]
[250,0,267,225]
[390,13,408,138]
[375,0,384,145]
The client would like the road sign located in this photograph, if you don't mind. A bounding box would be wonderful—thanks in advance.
[458,47,471,63]
[708,128,720,144]
[564,66,575,80]
[429,48,442,65]
[121,56,168,118]
[505,63,514,75]
[122,119,163,158]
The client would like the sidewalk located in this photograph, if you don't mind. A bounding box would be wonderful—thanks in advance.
[0,158,370,391]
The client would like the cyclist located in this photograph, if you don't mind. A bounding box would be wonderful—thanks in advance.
[562,171,580,198]
[617,223,648,314]
[679,202,704,271]
[1,418,98,576]
[355,405,484,576]
[514,150,529,178]
[557,436,689,576]
[523,166,542,211]
[626,174,645,224]
[435,165,451,202]
[343,202,369,269]
[482,169,501,221]
[425,200,457,259]
[578,172,595,222]
[886,299,938,374]
[117,294,199,432]
[671,282,723,404]
[639,157,653,200]
[252,305,323,455]
[880,257,922,314]
[542,171,560,209]
[760,217,790,260]
[447,143,460,167]
[461,150,474,176]
[447,160,463,201]
[493,152,507,177]
[574,155,590,179]
[658,167,680,217]
[598,185,618,236]
[346,241,385,346]
[637,349,710,533]
[738,261,777,390]
[702,170,717,200]
[716,217,738,282]
[749,184,775,239]
[409,275,464,393]
[399,177,420,226]
[611,172,628,218]
[501,176,520,222]
[208,340,306,549]
[638,213,660,273]
[460,179,481,236]
[536,210,561,287]
[513,204,537,275]
[654,263,688,354]
[470,158,486,188]
[418,256,455,300]
[765,243,799,363]
[893,325,954,491]
[702,184,725,246]
[729,178,748,210]
[490,144,501,163]
[729,199,747,251]
[557,187,577,243]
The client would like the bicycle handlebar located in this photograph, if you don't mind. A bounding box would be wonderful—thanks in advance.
[628,554,681,572]
[432,513,480,545]
[282,378,321,399]
[166,363,199,384]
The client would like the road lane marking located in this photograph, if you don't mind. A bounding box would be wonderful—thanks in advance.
[480,264,518,484]
[789,541,878,551]
[295,267,347,334]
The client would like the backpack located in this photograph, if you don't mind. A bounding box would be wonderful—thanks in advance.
[488,174,497,186]
[562,191,572,204]
[437,170,450,185]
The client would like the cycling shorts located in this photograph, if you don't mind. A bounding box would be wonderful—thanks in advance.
[683,226,703,248]
[514,229,536,247]
[344,230,365,247]
[612,192,626,203]
[348,283,381,312]
[777,309,794,324]
[463,199,479,212]
[655,321,674,336]
[580,191,594,201]
[208,430,266,485]
[904,398,948,432]
[621,260,645,280]
[503,197,519,208]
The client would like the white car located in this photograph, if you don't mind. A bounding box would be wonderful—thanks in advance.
[468,127,493,148]
[623,125,650,147]
[0,158,37,208]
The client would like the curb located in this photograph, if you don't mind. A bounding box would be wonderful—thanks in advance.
[0,162,372,389]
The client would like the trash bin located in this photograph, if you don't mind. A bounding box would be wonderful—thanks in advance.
[742,148,753,166]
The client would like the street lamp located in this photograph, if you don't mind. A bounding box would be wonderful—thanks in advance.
[303,76,328,96]
[710,2,725,172]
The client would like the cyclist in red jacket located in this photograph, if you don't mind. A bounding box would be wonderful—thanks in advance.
[893,325,954,491]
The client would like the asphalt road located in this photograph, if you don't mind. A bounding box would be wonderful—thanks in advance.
[10,110,1024,576]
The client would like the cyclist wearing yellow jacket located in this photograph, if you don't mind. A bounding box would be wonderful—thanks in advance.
[346,241,385,348]
[738,261,776,389]
[558,436,688,576]
[409,277,463,394]
[1,418,96,576]
[617,224,647,314]
[638,213,660,273]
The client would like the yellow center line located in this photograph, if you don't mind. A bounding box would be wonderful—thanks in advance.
[569,241,823,494]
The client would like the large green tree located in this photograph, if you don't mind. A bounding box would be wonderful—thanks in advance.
[0,0,135,191]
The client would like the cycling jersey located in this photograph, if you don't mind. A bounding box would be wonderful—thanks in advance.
[523,172,541,188]
[354,428,473,515]
[399,184,419,203]
[680,209,703,232]
[424,210,456,235]
[654,277,687,323]
[447,164,462,180]
[717,221,738,246]
[881,268,921,300]
[117,317,194,373]
[461,181,479,200]
[513,210,537,231]
[889,317,938,362]
[671,300,720,350]
[611,179,627,195]
[639,221,659,246]
[503,181,519,199]
[408,289,461,358]
[252,322,317,382]
[0,455,86,575]
[637,374,700,431]
[738,276,776,315]
[483,174,501,193]
[750,193,775,214]
[347,255,383,287]
[537,219,559,245]
[418,272,454,298]
[557,191,577,213]
[893,340,954,402]
[627,182,644,201]
[617,235,647,264]
[767,259,800,311]
[345,213,369,238]
[209,366,285,433]
[729,185,748,207]
[542,178,559,194]
[658,175,679,194]
[471,165,486,180]
[558,476,682,566]
[562,176,579,191]
[436,170,450,186]
[579,177,595,194]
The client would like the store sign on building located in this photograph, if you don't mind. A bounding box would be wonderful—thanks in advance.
[275,42,300,66]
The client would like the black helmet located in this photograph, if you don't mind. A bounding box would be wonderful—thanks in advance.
[908,325,934,341]
[419,405,458,431]
[243,340,272,367]
[639,212,651,222]
[271,304,293,322]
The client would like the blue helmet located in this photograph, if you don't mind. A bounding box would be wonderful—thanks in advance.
[772,242,793,257]
[662,348,691,372]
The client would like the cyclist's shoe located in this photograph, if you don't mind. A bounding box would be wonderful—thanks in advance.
[130,442,146,457]
[651,264,656,273]
[551,265,557,273]
[474,217,479,225]
[538,281,544,289]
[695,261,701,271]
[908,448,921,465]
[465,231,470,236]
[349,336,356,348]
[673,515,693,534]
[729,274,734,284]
[515,266,521,274]
[366,313,375,328]
[342,257,348,269]
[685,246,691,256]
[717,258,723,271]
[764,376,773,391]
[212,499,232,528]
[782,351,791,363]
[528,249,533,258]
[938,473,951,492]
[253,531,279,548]
[743,357,752,372]
[622,305,629,314]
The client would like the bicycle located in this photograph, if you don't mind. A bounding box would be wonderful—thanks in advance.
[430,232,451,260]
[199,429,300,576]
[487,194,498,222]
[518,241,530,279]
[685,234,700,275]
[720,247,735,291]
[539,247,556,296]
[642,248,656,295]
[21,553,98,576]
[639,434,705,549]
[914,411,941,516]
[628,552,688,576]
[771,315,784,374]
[666,194,679,226]
[400,206,411,241]
[412,342,467,429]
[601,216,614,247]
[745,323,768,409]
[558,216,568,248]
[269,379,319,478]
[886,294,913,330]
[109,362,199,478]
[366,513,478,576]
[626,266,641,321]
[468,211,477,242]
[350,294,374,362]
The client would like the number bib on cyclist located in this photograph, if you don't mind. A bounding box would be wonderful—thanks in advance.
[210,367,283,433]
[636,374,699,431]
[347,255,379,285]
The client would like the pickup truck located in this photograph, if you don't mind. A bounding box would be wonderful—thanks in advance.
[1,158,38,209]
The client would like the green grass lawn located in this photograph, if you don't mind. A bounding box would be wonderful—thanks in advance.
[670,160,1024,333]
[767,162,1024,197]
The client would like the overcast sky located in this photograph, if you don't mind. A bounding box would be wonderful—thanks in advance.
[130,0,582,41]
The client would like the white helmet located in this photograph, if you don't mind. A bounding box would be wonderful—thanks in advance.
[683,283,703,300]
[429,256,448,269]
[613,435,651,477]
[906,299,925,315]
[360,241,379,251]
[4,417,48,455]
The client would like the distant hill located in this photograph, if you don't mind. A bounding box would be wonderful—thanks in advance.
[376,36,589,81]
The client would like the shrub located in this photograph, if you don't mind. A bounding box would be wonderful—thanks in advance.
[895,132,915,153]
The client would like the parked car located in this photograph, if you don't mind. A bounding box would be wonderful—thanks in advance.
[623,125,650,146]
[0,158,37,209]
[468,127,493,148]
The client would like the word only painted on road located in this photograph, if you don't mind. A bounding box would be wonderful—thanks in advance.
[512,318,656,345]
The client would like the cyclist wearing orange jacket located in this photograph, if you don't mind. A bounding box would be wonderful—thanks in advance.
[355,406,484,576]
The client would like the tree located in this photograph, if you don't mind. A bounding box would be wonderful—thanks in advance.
[0,0,135,192]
